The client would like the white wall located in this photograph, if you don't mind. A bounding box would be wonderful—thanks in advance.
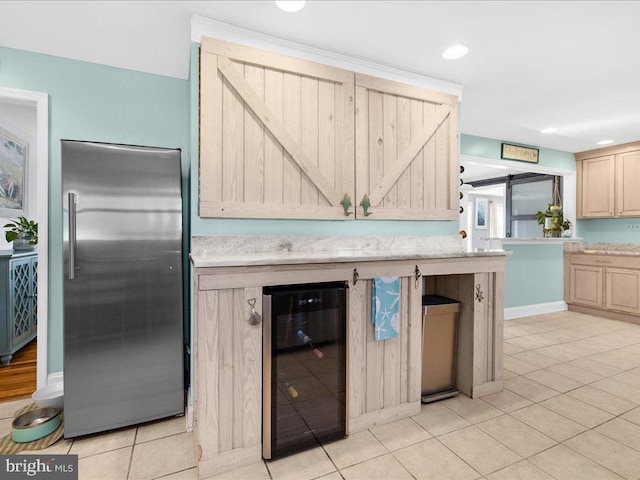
[0,101,37,249]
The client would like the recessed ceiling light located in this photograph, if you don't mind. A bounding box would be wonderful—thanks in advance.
[442,45,469,60]
[275,1,306,12]
[541,127,558,134]
[597,139,614,145]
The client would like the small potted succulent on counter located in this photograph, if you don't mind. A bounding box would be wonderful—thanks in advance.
[4,216,38,251]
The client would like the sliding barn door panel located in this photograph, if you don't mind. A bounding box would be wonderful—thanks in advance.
[200,38,355,219]
[355,74,459,220]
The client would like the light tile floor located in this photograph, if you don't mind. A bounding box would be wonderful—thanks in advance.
[5,311,640,479]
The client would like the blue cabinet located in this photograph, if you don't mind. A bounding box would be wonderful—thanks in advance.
[0,251,38,366]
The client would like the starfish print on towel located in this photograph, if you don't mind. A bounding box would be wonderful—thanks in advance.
[375,321,388,339]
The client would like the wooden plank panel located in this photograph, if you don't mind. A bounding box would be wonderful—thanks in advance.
[473,273,489,386]
[203,36,354,84]
[492,272,504,382]
[318,80,335,207]
[348,278,367,422]
[397,96,411,210]
[369,90,384,213]
[301,77,319,206]
[341,81,355,211]
[283,72,302,206]
[435,106,450,211]
[383,281,401,409]
[199,52,223,205]
[408,281,423,403]
[197,290,219,459]
[421,104,436,211]
[399,277,410,404]
[382,93,398,208]
[355,86,369,214]
[456,275,474,397]
[449,104,459,210]
[217,289,234,453]
[368,104,450,207]
[242,287,262,447]
[410,100,424,209]
[243,64,265,204]
[218,57,341,206]
[355,72,458,106]
[232,289,245,449]
[221,61,244,204]
[365,280,384,412]
[264,69,284,205]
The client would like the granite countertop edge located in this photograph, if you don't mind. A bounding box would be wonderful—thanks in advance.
[564,242,640,257]
[190,249,511,268]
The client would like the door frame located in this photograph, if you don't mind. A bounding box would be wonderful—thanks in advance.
[0,87,49,388]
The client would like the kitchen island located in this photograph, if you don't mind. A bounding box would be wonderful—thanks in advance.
[190,235,509,478]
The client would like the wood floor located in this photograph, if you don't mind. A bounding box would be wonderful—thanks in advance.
[0,339,36,401]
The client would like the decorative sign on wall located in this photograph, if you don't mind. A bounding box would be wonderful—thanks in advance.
[501,143,539,164]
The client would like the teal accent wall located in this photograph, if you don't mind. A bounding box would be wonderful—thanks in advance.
[0,46,190,373]
[461,134,576,171]
[189,42,458,237]
[503,244,565,308]
[578,218,640,243]
[461,134,575,308]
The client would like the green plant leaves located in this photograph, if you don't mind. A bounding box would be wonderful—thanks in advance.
[3,216,38,245]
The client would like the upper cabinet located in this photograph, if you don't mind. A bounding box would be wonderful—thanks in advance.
[578,155,615,217]
[199,37,355,220]
[576,141,640,218]
[354,75,458,220]
[199,37,459,220]
[617,150,640,216]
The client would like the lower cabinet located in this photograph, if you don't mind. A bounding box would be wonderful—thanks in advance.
[605,268,640,315]
[566,253,640,320]
[192,256,506,479]
[0,252,38,366]
[569,265,604,308]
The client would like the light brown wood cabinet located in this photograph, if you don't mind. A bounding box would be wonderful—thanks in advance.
[565,253,640,322]
[569,264,604,308]
[192,255,505,478]
[199,37,459,221]
[576,141,640,218]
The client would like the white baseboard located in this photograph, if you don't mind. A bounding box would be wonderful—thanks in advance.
[504,301,568,320]
[47,371,64,385]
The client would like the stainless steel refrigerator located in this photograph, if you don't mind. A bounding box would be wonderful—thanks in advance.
[62,140,184,438]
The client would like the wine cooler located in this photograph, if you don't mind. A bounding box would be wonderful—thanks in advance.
[263,282,347,460]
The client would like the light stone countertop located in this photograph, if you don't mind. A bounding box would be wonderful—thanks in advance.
[189,234,510,268]
[564,242,640,256]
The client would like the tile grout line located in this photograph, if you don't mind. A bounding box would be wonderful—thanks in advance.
[126,427,138,480]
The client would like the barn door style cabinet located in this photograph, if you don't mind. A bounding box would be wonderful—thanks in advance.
[0,252,38,366]
[576,141,640,218]
[199,37,459,221]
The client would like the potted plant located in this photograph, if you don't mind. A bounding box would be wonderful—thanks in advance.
[4,216,38,251]
[534,204,569,238]
[535,203,564,237]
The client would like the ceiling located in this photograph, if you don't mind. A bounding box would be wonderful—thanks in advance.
[1,1,639,153]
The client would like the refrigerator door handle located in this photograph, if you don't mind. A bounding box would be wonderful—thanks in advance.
[68,192,78,279]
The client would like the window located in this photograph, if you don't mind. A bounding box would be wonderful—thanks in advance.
[469,173,561,238]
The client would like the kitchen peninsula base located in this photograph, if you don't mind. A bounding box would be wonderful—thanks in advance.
[190,235,508,479]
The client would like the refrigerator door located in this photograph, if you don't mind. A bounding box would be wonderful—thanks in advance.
[62,140,184,438]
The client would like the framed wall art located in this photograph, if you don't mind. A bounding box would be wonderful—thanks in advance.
[475,197,488,230]
[0,125,28,217]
